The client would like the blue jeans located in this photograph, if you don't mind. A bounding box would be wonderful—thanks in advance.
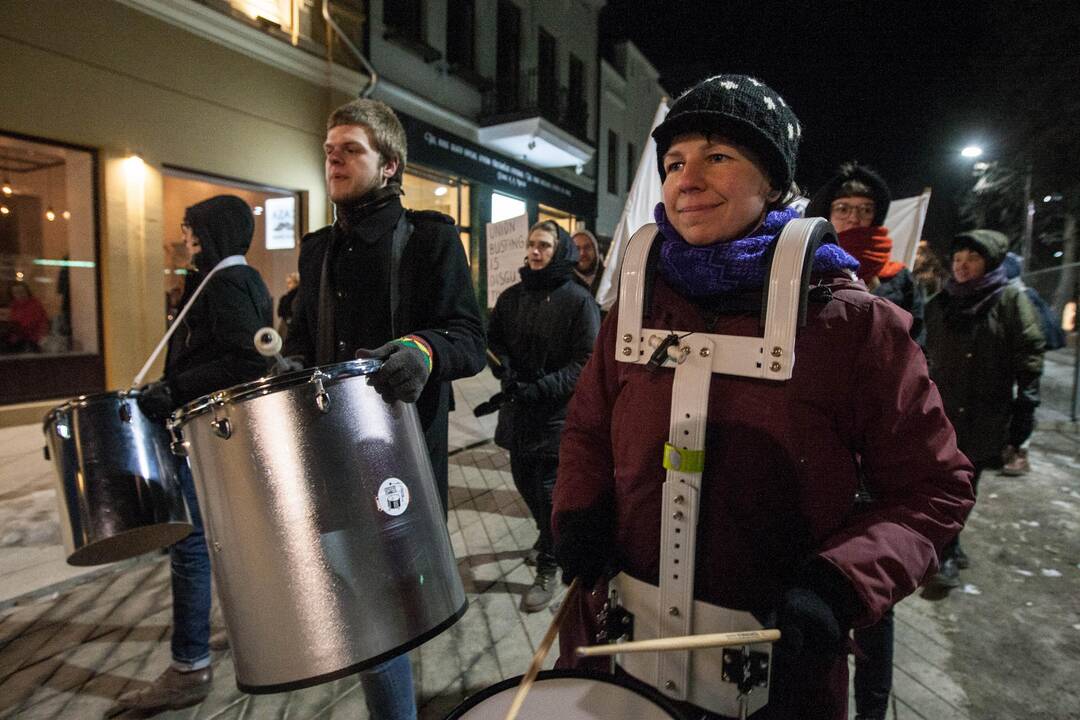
[359,654,416,720]
[170,461,212,668]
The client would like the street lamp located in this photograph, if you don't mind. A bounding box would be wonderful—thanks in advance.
[961,145,984,158]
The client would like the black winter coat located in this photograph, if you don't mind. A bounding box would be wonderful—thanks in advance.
[283,197,486,503]
[874,267,926,347]
[489,275,600,457]
[925,283,1044,464]
[165,265,273,405]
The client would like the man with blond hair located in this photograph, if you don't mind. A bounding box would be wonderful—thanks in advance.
[284,98,485,719]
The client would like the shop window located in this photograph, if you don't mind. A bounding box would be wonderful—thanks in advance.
[401,168,471,261]
[490,192,526,224]
[0,133,102,404]
[538,204,579,235]
[626,141,637,192]
[162,168,301,331]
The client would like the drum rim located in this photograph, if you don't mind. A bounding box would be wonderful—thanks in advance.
[444,668,687,719]
[171,358,382,424]
[43,389,139,426]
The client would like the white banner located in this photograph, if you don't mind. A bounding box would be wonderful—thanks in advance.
[596,100,670,311]
[884,189,932,269]
[485,212,529,309]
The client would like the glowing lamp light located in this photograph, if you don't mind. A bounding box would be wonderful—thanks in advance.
[253,206,264,216]
[45,207,57,222]
[0,205,9,215]
[1,180,11,196]
[15,271,24,280]
[433,186,448,197]
[124,153,146,182]
[62,210,71,220]
[961,145,983,158]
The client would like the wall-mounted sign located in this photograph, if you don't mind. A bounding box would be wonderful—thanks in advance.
[485,212,528,308]
[265,196,296,250]
[399,113,596,218]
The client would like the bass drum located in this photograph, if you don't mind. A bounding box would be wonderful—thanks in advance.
[446,670,686,719]
[172,359,466,693]
[43,390,192,566]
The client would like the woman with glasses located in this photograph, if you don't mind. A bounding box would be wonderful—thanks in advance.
[806,162,925,345]
[805,163,925,720]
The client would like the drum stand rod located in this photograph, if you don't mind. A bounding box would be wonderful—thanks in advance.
[574,628,780,656]
[503,578,580,720]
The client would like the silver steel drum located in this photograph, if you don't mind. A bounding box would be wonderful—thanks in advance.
[445,670,686,719]
[172,359,467,693]
[42,390,193,566]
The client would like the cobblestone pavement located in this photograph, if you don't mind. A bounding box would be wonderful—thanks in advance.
[1,383,1078,718]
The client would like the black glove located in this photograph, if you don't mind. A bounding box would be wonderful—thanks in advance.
[553,505,615,587]
[490,354,512,380]
[769,563,858,713]
[501,378,542,405]
[473,392,504,417]
[356,340,432,404]
[137,380,175,421]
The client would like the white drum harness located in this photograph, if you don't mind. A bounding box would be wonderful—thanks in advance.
[608,217,835,718]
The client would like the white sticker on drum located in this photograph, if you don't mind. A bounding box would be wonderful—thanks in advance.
[376,478,410,516]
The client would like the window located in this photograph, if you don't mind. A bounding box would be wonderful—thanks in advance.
[446,0,475,70]
[401,167,472,261]
[490,192,526,224]
[607,130,619,195]
[384,0,423,43]
[538,204,580,235]
[495,0,522,112]
[626,142,637,192]
[0,133,102,404]
[162,169,301,329]
[537,28,558,116]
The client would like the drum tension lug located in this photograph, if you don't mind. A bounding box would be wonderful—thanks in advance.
[210,394,232,439]
[311,371,332,414]
[596,599,634,645]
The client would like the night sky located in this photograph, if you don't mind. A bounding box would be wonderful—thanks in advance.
[600,0,1078,246]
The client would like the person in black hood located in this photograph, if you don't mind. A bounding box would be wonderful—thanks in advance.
[112,195,272,717]
[488,220,601,612]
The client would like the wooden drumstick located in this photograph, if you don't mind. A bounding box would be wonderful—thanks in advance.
[503,577,580,720]
[575,628,780,657]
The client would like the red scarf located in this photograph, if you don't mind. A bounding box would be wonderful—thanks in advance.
[837,225,905,281]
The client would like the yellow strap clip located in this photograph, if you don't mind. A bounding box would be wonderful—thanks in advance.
[663,443,705,473]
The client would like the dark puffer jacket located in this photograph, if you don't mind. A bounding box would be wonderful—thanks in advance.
[488,227,601,457]
[165,196,273,406]
[925,230,1045,464]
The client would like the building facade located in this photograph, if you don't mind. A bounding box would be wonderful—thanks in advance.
[0,0,672,423]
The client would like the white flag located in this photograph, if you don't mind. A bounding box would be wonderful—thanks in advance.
[595,100,669,311]
[884,189,932,269]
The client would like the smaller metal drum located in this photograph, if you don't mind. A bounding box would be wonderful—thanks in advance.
[172,359,467,693]
[446,670,686,719]
[43,390,192,566]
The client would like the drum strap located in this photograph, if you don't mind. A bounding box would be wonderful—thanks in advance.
[317,212,414,363]
[132,255,247,386]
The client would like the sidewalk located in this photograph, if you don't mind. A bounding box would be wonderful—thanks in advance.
[2,371,1079,719]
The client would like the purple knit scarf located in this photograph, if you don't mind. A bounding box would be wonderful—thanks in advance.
[654,204,859,298]
[943,264,1009,318]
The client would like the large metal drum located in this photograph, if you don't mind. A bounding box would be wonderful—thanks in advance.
[171,359,467,693]
[43,390,193,566]
[446,670,686,719]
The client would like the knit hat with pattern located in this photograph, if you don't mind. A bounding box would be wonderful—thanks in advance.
[652,74,801,191]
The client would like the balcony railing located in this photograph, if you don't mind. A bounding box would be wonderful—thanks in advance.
[482,68,591,144]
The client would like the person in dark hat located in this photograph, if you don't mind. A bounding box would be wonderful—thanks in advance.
[924,229,1045,589]
[806,162,925,345]
[551,74,974,719]
[488,220,600,612]
[110,195,273,717]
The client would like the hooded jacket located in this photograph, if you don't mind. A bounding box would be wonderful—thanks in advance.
[925,229,1045,463]
[571,229,605,297]
[164,195,273,405]
[488,226,601,456]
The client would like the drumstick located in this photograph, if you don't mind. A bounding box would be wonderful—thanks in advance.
[575,628,780,657]
[503,577,580,720]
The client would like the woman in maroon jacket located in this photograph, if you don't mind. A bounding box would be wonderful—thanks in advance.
[551,75,974,720]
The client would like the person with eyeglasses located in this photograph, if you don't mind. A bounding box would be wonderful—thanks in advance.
[805,164,926,720]
[806,162,925,347]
